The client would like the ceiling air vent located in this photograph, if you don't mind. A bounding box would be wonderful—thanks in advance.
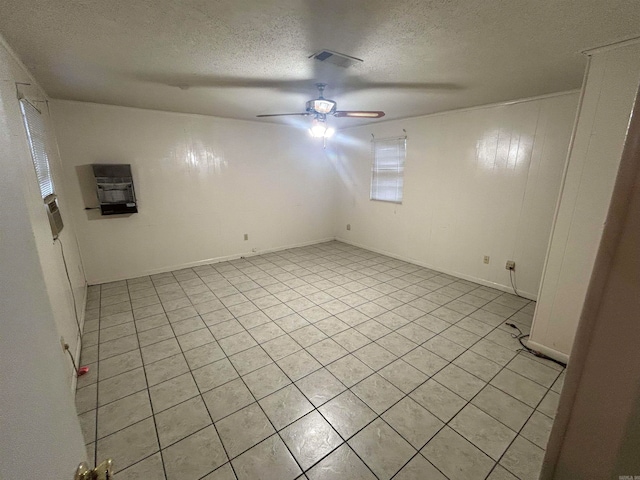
[309,50,363,68]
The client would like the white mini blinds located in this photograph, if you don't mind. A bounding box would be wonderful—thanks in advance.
[370,135,406,203]
[20,99,55,200]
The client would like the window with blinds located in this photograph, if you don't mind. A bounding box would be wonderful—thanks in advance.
[370,136,406,203]
[20,99,55,200]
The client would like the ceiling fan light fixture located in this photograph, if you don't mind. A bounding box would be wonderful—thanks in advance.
[307,99,336,114]
[309,122,327,138]
[309,118,334,138]
[257,84,384,124]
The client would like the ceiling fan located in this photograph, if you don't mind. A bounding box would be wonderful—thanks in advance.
[256,83,385,138]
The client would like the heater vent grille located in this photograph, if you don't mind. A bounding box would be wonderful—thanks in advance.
[309,50,363,68]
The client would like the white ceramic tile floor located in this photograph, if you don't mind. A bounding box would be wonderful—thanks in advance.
[77,241,563,480]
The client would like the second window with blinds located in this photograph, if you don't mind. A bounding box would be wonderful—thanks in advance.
[370,136,406,204]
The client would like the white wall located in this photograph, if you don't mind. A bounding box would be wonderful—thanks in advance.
[0,36,87,478]
[530,40,640,361]
[51,101,337,284]
[333,92,579,298]
[541,73,640,480]
[0,38,86,383]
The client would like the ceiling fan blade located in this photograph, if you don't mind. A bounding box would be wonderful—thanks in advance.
[256,113,310,117]
[334,111,385,118]
[341,82,462,92]
[135,73,318,94]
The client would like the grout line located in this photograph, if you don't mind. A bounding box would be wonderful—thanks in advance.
[125,275,170,480]
[483,361,559,478]
[92,291,101,468]
[152,275,243,480]
[201,303,383,478]
[86,299,552,439]
[389,321,557,479]
[82,241,556,479]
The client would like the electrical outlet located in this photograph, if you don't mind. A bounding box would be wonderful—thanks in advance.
[346,224,351,231]
[483,255,490,264]
[244,234,248,241]
[506,260,516,270]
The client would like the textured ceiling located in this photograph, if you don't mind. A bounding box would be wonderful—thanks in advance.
[1,0,640,126]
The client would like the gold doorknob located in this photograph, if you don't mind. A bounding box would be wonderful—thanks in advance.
[74,459,113,479]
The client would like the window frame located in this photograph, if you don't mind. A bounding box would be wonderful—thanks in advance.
[369,135,406,204]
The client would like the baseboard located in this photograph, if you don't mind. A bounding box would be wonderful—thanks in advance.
[88,237,337,285]
[88,234,539,298]
[526,339,570,364]
[335,237,538,301]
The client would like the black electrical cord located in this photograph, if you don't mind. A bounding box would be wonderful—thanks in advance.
[509,268,524,298]
[505,322,523,337]
[505,269,566,367]
[57,238,83,374]
[505,322,567,368]
[58,238,82,334]
[64,343,79,372]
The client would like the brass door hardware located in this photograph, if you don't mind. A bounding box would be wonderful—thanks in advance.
[74,459,113,479]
